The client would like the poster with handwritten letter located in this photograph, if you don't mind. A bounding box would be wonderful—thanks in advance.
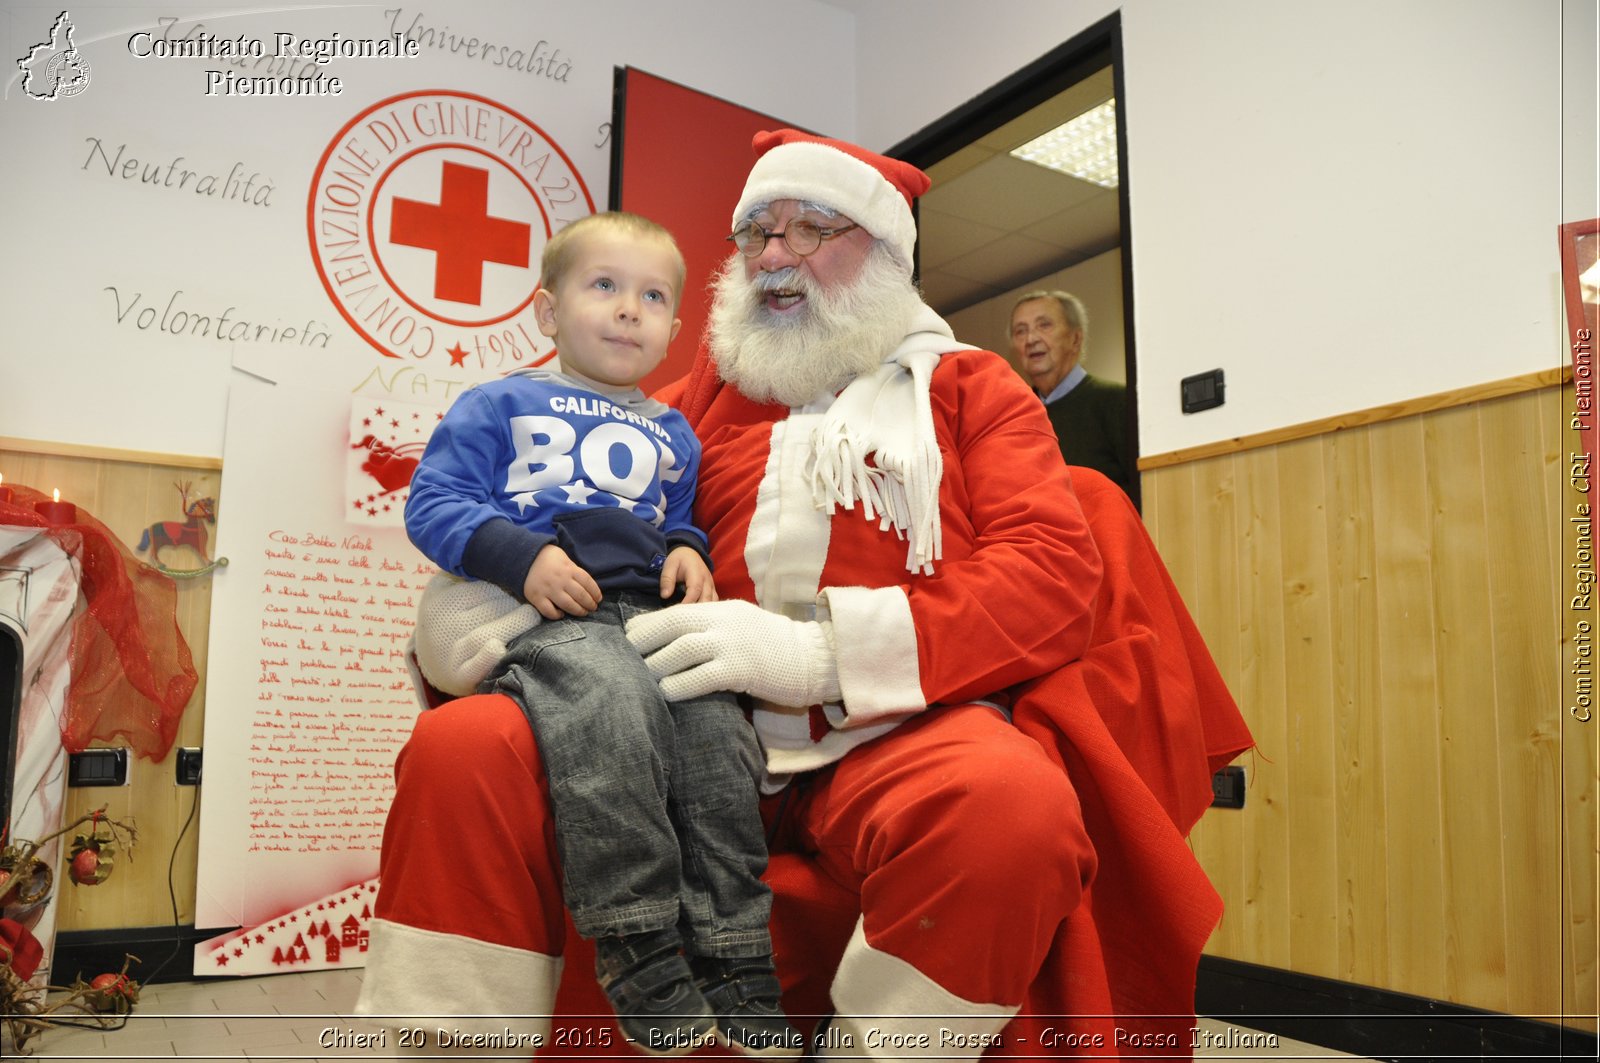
[194,372,449,944]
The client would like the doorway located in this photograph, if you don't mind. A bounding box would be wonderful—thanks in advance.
[888,13,1138,507]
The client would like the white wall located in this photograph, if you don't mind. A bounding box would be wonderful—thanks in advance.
[1120,0,1565,455]
[853,0,1578,457]
[1563,0,1598,225]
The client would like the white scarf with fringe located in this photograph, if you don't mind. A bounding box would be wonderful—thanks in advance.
[806,305,976,574]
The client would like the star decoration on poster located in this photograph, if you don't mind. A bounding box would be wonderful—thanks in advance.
[198,877,382,975]
[347,396,448,528]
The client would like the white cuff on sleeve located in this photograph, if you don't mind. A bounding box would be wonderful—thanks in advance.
[817,585,924,728]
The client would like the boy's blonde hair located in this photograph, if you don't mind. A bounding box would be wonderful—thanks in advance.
[539,211,687,311]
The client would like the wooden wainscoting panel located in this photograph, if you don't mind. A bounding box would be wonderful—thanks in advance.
[1271,434,1341,976]
[1190,454,1248,948]
[1146,461,1246,947]
[1150,459,1201,628]
[1232,444,1291,969]
[1365,416,1447,995]
[1550,385,1600,1027]
[1420,402,1510,1012]
[1145,382,1587,1021]
[1139,456,1160,535]
[1321,426,1390,988]
[1477,391,1564,1019]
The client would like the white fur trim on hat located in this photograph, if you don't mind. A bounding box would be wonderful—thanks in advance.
[733,141,918,271]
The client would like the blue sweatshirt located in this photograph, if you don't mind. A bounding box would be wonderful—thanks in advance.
[405,368,709,601]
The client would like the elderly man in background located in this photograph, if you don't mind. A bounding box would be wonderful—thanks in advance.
[1009,290,1134,499]
[356,129,1250,1061]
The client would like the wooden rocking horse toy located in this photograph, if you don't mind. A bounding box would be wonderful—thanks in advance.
[137,481,226,578]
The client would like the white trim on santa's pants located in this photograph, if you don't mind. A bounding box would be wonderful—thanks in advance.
[826,919,1018,1062]
[354,918,562,1055]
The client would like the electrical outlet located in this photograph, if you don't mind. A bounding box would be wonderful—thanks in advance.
[68,748,129,787]
[176,747,203,786]
[1181,368,1226,413]
[1211,765,1246,809]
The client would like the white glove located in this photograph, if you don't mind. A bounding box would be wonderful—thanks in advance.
[625,600,841,706]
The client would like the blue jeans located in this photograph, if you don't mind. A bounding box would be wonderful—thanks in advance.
[485,591,773,958]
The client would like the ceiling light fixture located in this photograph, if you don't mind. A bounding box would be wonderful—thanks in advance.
[1009,99,1119,189]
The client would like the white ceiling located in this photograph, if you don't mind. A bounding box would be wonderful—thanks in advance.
[917,67,1120,315]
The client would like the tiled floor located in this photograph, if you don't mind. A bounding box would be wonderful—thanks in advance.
[6,968,1375,1061]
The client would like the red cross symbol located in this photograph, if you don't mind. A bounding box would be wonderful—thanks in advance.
[390,161,531,305]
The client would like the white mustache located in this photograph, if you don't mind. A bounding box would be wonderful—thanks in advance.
[752,267,809,294]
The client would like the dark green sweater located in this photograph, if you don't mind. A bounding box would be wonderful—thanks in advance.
[1041,374,1134,498]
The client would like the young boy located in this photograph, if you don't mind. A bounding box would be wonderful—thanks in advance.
[404,212,800,1058]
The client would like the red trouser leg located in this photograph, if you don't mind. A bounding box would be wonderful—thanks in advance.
[795,704,1096,1057]
[354,694,567,1050]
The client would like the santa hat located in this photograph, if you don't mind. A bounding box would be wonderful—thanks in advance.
[732,129,931,272]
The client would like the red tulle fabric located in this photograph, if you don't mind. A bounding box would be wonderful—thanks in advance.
[0,917,44,981]
[0,485,197,761]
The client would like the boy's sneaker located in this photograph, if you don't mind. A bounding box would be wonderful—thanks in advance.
[595,929,717,1056]
[691,954,804,1058]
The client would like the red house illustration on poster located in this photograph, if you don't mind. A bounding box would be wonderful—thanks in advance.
[199,875,384,975]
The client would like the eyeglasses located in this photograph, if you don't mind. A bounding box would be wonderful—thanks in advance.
[727,218,860,258]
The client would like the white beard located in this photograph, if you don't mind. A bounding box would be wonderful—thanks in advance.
[706,246,925,408]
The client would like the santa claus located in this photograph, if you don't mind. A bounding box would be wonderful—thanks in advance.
[355,129,1252,1060]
